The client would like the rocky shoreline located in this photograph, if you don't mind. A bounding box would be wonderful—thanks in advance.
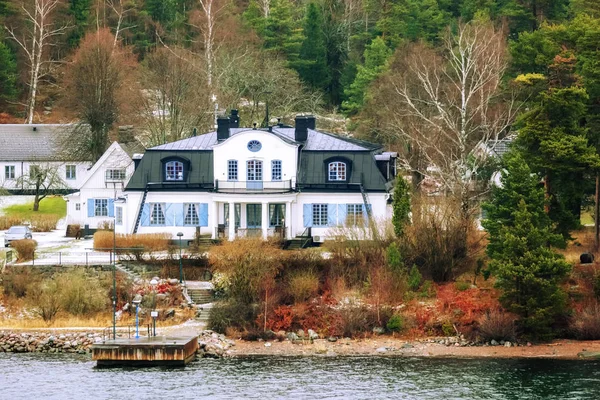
[1,329,599,360]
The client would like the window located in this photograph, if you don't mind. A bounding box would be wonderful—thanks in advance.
[328,161,347,181]
[228,160,238,181]
[247,204,262,228]
[224,203,241,227]
[247,140,262,152]
[66,165,76,180]
[269,204,285,226]
[5,165,15,179]
[247,160,262,181]
[106,169,126,181]
[184,203,199,225]
[150,203,165,225]
[116,207,123,225]
[75,203,81,211]
[312,204,328,226]
[94,199,109,217]
[346,204,364,226]
[272,160,282,181]
[165,161,184,181]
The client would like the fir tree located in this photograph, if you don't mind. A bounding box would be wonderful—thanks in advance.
[391,174,411,238]
[482,152,570,339]
[0,41,17,105]
[292,2,329,91]
[342,37,391,115]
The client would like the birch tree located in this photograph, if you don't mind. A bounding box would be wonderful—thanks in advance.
[385,21,516,220]
[192,0,228,88]
[5,0,68,123]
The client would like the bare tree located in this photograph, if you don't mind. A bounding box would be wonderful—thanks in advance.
[16,163,66,211]
[139,46,214,146]
[384,21,516,219]
[62,28,139,162]
[5,0,69,123]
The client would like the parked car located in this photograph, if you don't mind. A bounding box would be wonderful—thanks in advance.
[4,225,33,247]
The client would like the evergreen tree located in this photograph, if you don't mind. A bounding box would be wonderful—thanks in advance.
[292,2,329,91]
[146,0,177,25]
[482,152,570,339]
[68,0,92,48]
[0,40,17,105]
[342,37,391,115]
[391,174,411,238]
[259,0,302,60]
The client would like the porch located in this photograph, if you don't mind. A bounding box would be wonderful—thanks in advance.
[211,200,292,240]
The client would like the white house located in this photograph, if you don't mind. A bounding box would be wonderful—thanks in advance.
[116,113,397,243]
[0,124,92,191]
[65,141,144,230]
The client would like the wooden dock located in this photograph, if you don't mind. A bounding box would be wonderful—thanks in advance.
[91,335,198,367]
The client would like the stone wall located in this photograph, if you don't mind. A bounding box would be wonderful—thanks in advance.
[0,331,103,354]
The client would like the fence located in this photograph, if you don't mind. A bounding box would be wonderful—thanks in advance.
[9,250,118,266]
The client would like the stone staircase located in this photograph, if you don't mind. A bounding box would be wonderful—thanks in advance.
[186,285,214,323]
[285,236,313,250]
[115,263,142,281]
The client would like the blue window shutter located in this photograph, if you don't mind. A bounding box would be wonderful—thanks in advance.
[164,203,174,225]
[87,199,95,217]
[338,204,347,225]
[108,199,115,217]
[141,204,150,226]
[303,204,312,227]
[199,203,209,226]
[327,204,337,226]
[175,204,184,226]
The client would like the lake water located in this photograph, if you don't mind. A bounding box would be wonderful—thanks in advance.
[1,353,599,399]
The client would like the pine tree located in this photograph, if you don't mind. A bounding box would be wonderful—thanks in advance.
[482,152,570,339]
[68,0,92,48]
[0,41,18,105]
[292,2,329,91]
[342,37,391,115]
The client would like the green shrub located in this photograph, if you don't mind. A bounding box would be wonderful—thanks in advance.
[455,281,471,291]
[418,280,436,298]
[386,314,404,333]
[11,239,37,261]
[288,269,320,303]
[408,265,422,291]
[442,321,455,336]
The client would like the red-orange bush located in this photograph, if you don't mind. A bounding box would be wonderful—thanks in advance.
[259,305,294,332]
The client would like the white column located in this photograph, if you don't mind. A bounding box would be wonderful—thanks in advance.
[285,201,292,239]
[228,202,235,241]
[261,202,269,240]
[211,201,218,239]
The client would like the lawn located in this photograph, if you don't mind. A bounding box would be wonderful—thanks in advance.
[2,196,66,219]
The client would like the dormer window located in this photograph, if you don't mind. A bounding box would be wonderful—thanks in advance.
[166,161,184,181]
[328,161,347,181]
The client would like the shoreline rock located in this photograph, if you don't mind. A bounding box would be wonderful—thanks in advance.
[0,331,101,354]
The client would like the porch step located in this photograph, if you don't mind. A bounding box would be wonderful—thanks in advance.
[285,236,313,250]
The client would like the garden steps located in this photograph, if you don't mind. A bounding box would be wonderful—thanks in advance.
[115,263,142,281]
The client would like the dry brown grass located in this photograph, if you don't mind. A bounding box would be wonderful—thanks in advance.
[0,313,113,328]
[93,232,171,252]
[29,215,60,232]
[11,239,37,262]
[0,216,22,230]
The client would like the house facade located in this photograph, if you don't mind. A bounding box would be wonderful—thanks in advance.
[65,141,143,229]
[0,124,92,191]
[116,114,396,242]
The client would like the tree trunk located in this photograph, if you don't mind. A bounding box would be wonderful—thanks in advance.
[595,174,599,251]
[33,195,40,212]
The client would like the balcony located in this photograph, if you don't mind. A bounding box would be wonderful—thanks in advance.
[215,179,293,193]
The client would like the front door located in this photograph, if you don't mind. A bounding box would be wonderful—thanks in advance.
[246,204,262,230]
[247,160,263,190]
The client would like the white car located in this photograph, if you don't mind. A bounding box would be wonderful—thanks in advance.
[4,225,33,247]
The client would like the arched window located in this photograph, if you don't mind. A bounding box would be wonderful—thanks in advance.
[165,161,184,181]
[328,161,347,181]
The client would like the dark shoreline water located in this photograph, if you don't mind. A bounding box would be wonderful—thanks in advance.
[1,353,600,399]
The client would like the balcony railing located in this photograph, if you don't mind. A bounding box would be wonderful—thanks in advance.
[215,179,293,193]
[215,226,286,239]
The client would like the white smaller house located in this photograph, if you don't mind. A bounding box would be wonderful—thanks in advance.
[0,124,92,191]
[65,141,143,230]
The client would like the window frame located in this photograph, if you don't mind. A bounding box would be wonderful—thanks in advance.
[184,203,200,226]
[328,161,347,181]
[269,203,285,227]
[149,203,165,225]
[65,165,76,180]
[94,199,109,217]
[346,204,364,226]
[271,160,282,181]
[247,160,263,181]
[75,203,81,211]
[165,161,184,181]
[312,204,328,227]
[227,160,238,181]
[105,169,126,181]
[5,165,15,180]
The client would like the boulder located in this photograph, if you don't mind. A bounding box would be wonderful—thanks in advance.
[308,329,319,340]
[580,252,595,264]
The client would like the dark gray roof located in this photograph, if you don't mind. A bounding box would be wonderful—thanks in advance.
[487,138,513,157]
[150,128,380,152]
[0,124,82,162]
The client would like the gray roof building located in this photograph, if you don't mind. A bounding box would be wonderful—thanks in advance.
[0,124,82,162]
